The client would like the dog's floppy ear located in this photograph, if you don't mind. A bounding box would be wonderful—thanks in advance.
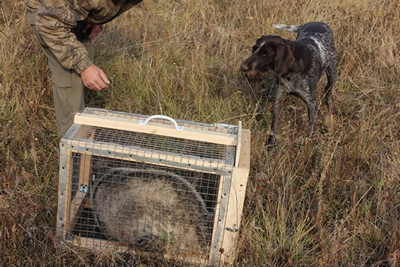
[274,43,295,77]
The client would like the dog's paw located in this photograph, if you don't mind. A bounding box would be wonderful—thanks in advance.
[266,135,278,151]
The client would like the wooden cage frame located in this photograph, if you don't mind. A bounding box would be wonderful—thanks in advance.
[56,108,250,266]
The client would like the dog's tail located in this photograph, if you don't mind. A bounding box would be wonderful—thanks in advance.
[272,23,303,33]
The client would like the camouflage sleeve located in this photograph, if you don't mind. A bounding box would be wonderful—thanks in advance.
[35,0,94,74]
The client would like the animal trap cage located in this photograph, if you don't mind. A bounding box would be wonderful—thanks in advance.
[56,108,250,266]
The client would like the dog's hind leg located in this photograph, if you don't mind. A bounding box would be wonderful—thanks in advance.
[324,63,336,112]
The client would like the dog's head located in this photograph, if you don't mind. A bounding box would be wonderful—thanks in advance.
[240,35,295,80]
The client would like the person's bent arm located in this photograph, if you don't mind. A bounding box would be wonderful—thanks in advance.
[35,3,93,74]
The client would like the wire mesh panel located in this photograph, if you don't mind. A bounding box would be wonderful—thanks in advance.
[57,108,250,266]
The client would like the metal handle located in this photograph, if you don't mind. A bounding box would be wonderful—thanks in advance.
[138,115,184,130]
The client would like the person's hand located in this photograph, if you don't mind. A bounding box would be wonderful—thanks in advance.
[81,64,110,91]
[83,24,103,39]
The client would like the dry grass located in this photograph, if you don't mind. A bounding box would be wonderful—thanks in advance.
[1,0,400,266]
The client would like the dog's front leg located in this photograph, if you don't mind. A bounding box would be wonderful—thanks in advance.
[307,101,318,136]
[267,86,286,148]
[296,88,318,137]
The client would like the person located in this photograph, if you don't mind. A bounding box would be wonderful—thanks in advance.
[24,0,143,137]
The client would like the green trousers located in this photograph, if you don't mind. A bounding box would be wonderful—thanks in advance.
[28,10,94,137]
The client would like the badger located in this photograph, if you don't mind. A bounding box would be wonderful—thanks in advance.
[91,167,210,253]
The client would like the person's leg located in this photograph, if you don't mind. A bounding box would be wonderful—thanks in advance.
[31,25,93,137]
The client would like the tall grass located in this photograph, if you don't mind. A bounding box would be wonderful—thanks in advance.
[1,0,399,266]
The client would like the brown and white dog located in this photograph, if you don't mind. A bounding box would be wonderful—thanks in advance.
[241,22,337,147]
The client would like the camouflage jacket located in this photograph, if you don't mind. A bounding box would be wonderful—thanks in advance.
[24,0,143,74]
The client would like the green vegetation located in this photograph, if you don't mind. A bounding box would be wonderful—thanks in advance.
[1,0,399,266]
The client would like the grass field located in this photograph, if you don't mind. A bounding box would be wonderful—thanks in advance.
[1,0,400,266]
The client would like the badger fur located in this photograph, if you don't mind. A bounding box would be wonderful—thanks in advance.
[91,167,210,253]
